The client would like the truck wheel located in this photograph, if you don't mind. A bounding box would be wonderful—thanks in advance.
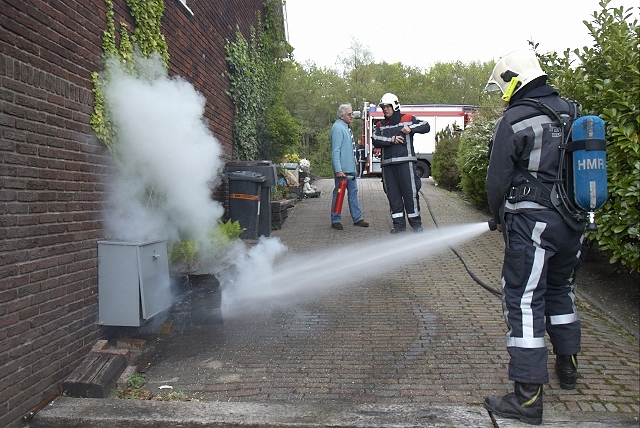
[415,161,430,178]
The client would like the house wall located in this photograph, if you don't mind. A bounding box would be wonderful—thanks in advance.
[0,0,263,426]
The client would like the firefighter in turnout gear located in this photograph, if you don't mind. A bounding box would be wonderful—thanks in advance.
[482,49,585,425]
[372,93,430,233]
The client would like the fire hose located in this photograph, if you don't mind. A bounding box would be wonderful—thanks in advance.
[419,188,502,298]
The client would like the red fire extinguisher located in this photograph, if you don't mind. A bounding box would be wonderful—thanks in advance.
[332,178,347,215]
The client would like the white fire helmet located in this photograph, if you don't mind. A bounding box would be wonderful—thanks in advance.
[485,49,546,102]
[378,93,400,111]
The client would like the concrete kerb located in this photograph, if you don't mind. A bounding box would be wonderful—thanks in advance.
[29,399,494,428]
[29,397,640,427]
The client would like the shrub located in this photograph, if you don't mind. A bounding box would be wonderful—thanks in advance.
[457,108,501,211]
[431,124,462,191]
[538,0,639,271]
[168,219,244,267]
[167,239,197,265]
[306,129,333,177]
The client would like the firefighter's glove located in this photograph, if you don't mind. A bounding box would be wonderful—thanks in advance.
[488,219,501,232]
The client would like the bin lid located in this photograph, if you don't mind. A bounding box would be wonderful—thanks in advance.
[227,170,266,182]
[226,161,272,167]
[226,161,277,186]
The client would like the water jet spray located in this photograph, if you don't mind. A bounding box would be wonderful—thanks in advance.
[219,222,491,319]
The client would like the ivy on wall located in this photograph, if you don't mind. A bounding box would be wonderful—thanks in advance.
[93,0,299,163]
[90,0,169,155]
[225,26,266,160]
[125,0,169,64]
[225,0,299,161]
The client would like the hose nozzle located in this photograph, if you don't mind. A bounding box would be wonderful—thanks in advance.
[488,219,498,231]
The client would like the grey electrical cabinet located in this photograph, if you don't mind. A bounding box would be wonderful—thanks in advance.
[97,240,172,327]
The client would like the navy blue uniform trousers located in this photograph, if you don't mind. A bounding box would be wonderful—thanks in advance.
[381,161,421,230]
[501,208,583,384]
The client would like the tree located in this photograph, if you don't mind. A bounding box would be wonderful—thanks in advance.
[338,41,378,109]
[283,42,497,177]
[282,62,348,174]
[425,61,495,105]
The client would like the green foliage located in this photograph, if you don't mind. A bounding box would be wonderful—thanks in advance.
[91,0,168,154]
[283,42,496,178]
[334,41,494,107]
[282,63,347,176]
[225,27,265,160]
[207,219,244,257]
[225,1,298,161]
[102,0,117,55]
[214,219,244,242]
[118,387,152,400]
[90,71,117,153]
[117,372,152,400]
[421,61,496,105]
[306,128,333,177]
[457,108,502,211]
[262,99,301,160]
[284,153,300,163]
[168,220,243,267]
[167,239,198,265]
[431,124,463,191]
[538,0,639,271]
[90,0,117,153]
[118,22,136,74]
[125,0,169,65]
[154,391,191,401]
[272,184,289,200]
[127,373,146,389]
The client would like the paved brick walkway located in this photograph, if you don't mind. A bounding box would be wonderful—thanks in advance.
[142,178,639,417]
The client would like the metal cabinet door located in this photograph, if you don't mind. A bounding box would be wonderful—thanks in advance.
[138,241,172,320]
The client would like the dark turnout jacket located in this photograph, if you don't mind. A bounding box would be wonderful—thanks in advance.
[485,85,577,224]
[372,110,430,162]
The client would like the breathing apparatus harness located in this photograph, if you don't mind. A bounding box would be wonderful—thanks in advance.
[420,98,607,297]
[504,98,607,231]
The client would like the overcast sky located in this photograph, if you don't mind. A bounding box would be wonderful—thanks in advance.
[284,0,638,70]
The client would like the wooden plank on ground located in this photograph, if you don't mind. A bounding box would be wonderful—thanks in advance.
[62,353,127,398]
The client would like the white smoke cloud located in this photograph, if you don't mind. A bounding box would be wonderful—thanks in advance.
[101,54,224,245]
[218,236,288,316]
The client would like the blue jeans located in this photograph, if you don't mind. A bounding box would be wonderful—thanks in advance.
[331,175,363,224]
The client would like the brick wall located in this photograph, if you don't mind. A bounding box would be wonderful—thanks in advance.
[0,0,263,426]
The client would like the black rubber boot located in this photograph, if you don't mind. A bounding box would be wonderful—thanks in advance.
[484,382,543,425]
[555,354,578,390]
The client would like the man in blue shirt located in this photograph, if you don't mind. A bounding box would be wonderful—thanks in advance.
[330,104,369,230]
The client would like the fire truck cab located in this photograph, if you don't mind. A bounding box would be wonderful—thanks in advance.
[357,102,476,178]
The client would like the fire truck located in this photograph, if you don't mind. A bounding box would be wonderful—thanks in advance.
[356,102,476,178]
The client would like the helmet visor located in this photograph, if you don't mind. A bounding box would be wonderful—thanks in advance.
[484,81,501,92]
